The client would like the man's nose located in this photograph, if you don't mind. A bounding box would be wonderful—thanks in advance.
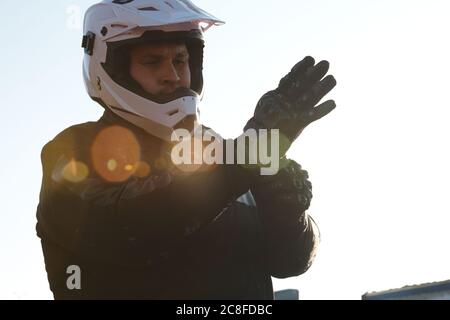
[160,61,180,85]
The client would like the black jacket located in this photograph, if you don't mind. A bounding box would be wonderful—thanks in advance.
[36,110,319,299]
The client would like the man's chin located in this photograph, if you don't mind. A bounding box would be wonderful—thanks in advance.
[158,90,176,96]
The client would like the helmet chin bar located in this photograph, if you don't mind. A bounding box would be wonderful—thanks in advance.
[108,103,199,142]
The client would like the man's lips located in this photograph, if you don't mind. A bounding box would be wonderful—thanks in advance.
[158,87,179,95]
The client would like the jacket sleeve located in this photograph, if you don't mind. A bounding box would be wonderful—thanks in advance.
[37,137,253,268]
[251,159,320,278]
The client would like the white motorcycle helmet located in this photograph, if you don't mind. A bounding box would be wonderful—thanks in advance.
[82,0,224,141]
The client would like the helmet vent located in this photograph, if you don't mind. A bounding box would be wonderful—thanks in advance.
[164,1,175,9]
[139,6,159,11]
[111,24,129,28]
[167,109,179,116]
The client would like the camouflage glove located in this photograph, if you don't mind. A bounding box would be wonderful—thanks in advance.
[251,158,313,225]
[244,56,337,155]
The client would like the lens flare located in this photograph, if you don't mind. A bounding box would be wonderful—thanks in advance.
[91,126,141,182]
[107,159,117,171]
[62,158,89,183]
[132,161,151,178]
[170,136,218,174]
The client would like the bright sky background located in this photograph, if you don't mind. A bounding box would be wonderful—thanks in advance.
[1,0,450,300]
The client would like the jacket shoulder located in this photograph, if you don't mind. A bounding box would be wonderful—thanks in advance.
[40,121,104,174]
[43,121,101,152]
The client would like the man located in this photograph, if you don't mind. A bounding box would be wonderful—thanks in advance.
[36,0,336,299]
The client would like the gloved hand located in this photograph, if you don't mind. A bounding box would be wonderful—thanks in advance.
[244,56,336,155]
[251,158,312,225]
[251,159,319,278]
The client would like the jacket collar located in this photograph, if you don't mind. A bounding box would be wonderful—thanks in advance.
[98,109,165,158]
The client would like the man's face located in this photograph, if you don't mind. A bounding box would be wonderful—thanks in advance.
[129,42,191,96]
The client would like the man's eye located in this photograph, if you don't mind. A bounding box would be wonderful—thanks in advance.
[142,61,159,66]
[174,59,187,66]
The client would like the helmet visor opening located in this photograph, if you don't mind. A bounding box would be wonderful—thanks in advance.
[102,29,205,99]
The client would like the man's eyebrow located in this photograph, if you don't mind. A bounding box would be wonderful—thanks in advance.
[175,51,189,58]
[140,53,164,60]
